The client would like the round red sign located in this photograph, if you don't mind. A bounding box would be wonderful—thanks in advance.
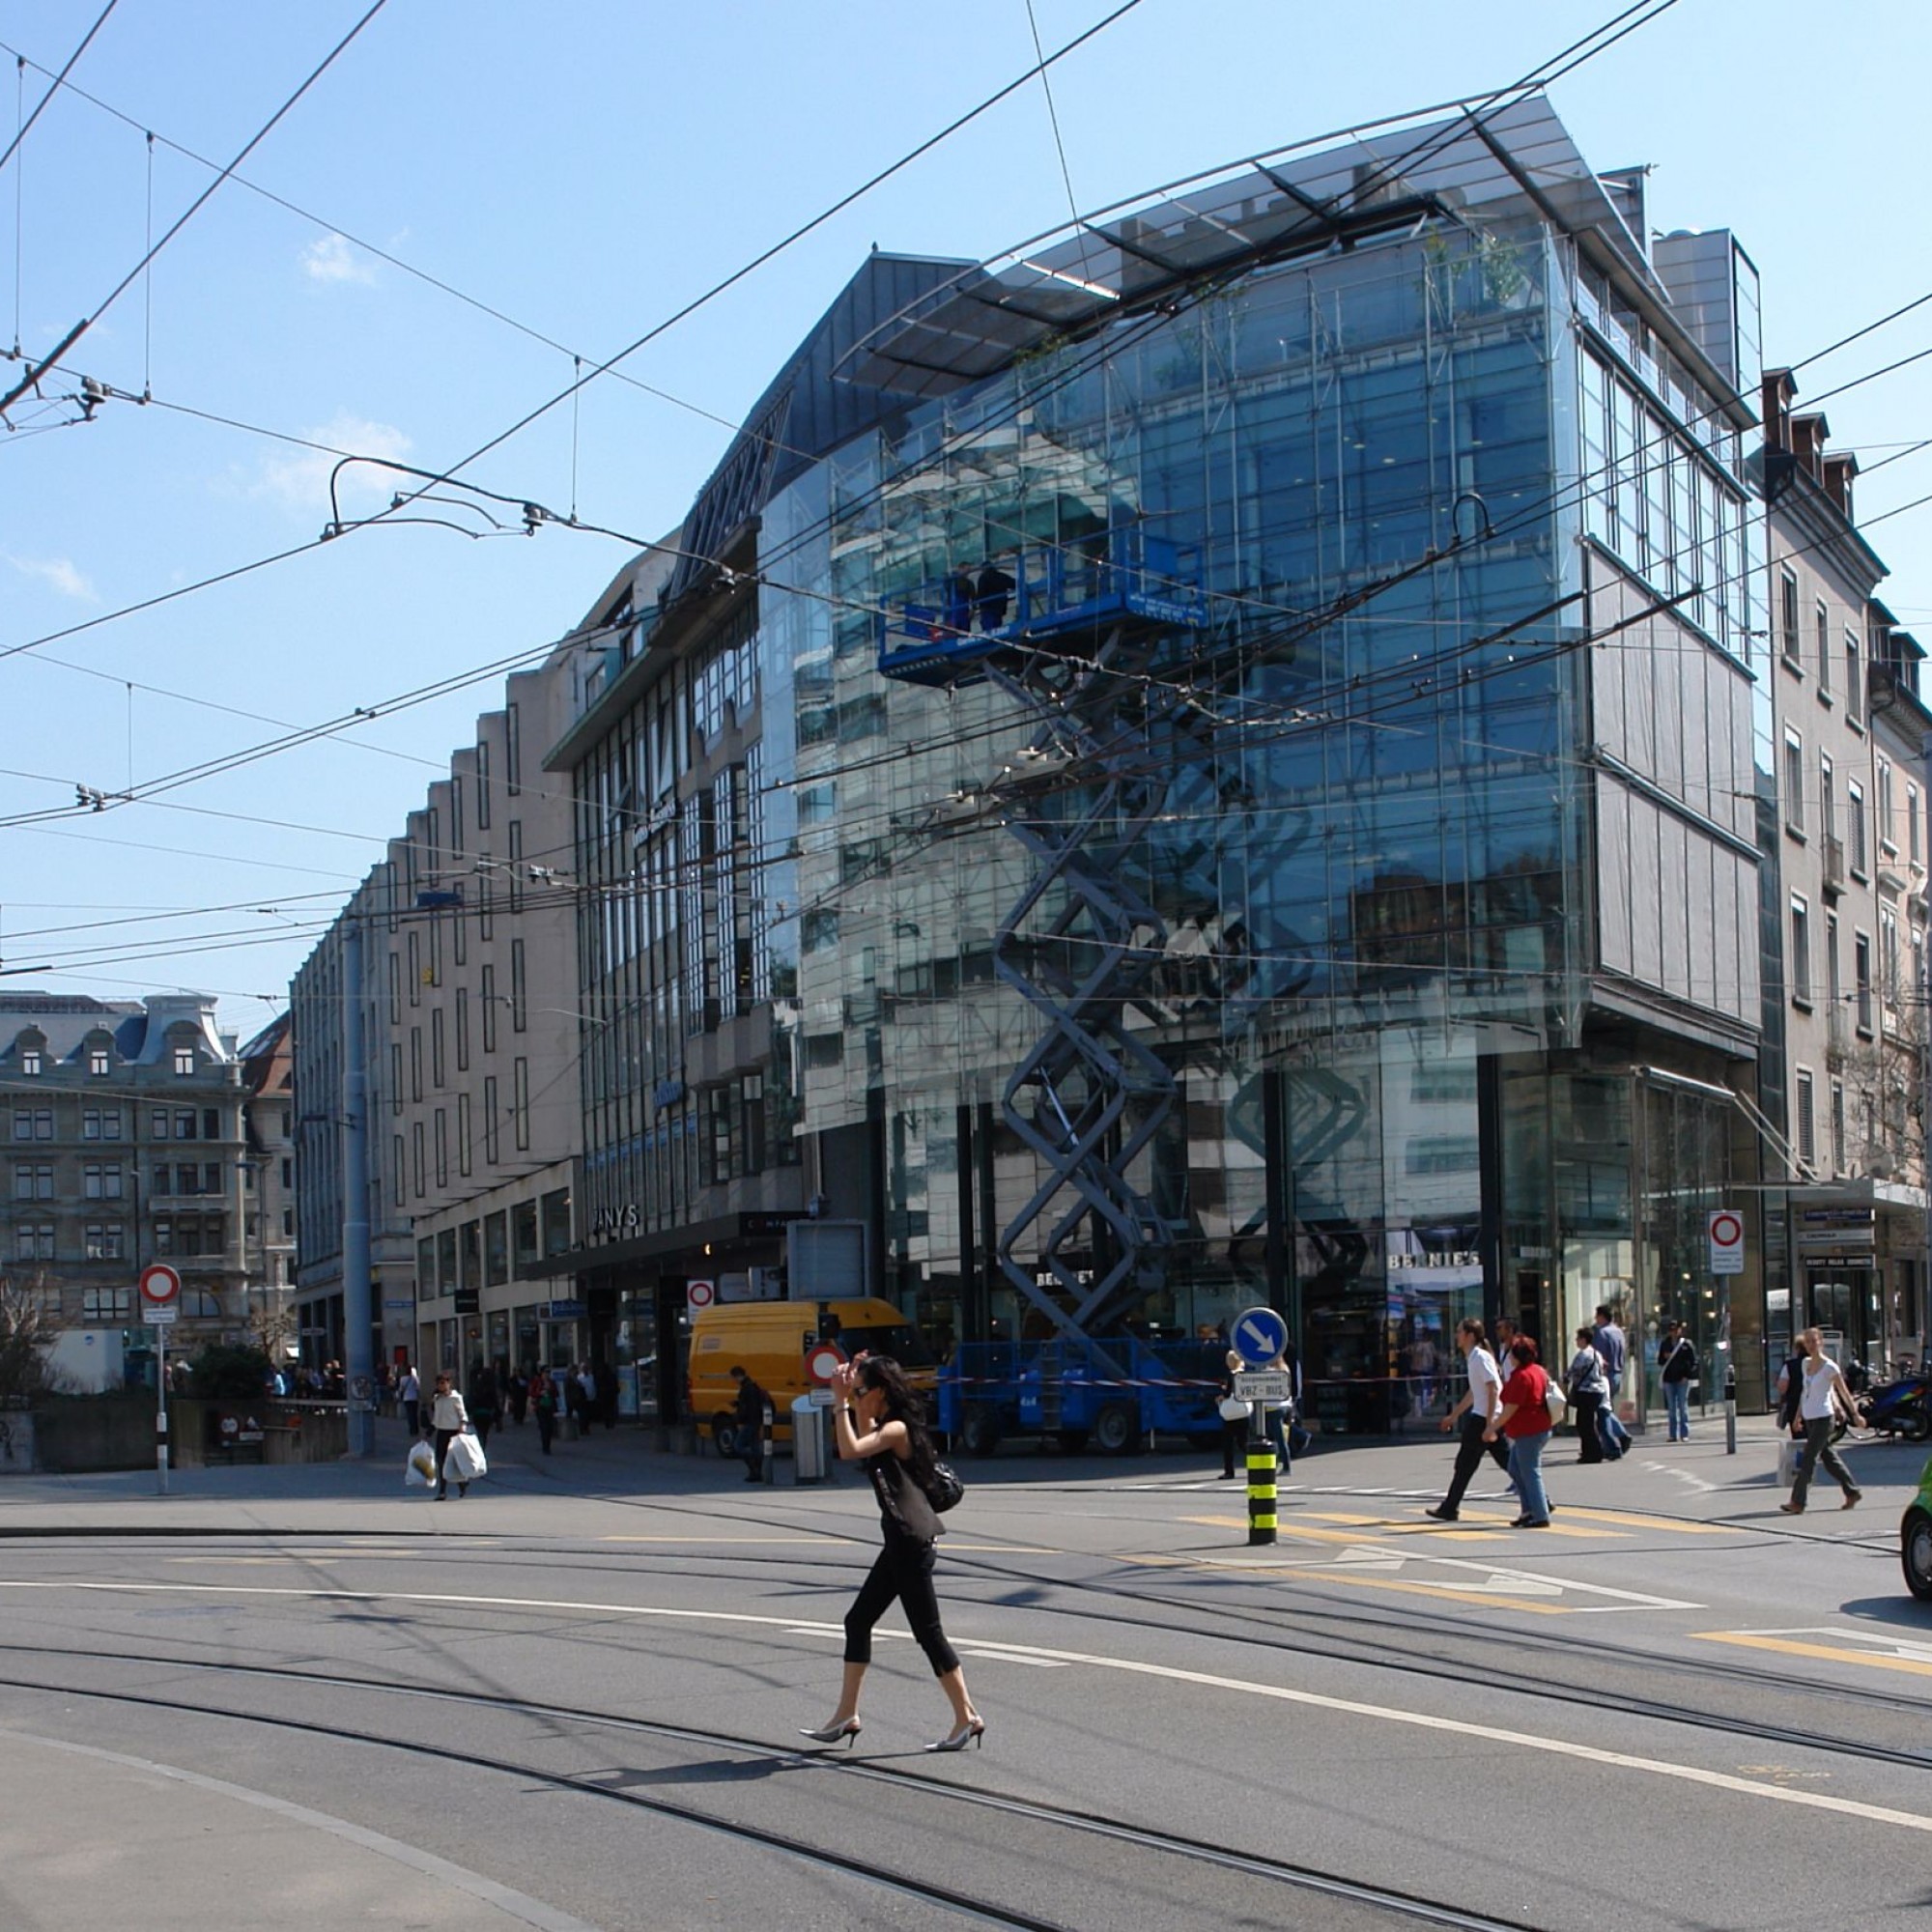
[804,1342,847,1386]
[138,1263,182,1306]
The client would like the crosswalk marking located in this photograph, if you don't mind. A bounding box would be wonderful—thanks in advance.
[1694,1629,1932,1681]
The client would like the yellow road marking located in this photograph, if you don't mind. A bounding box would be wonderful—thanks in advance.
[1693,1632,1932,1680]
[1458,1511,1623,1540]
[1182,1514,1511,1547]
[1565,1508,1736,1537]
[600,1535,846,1545]
[1200,1564,1574,1612]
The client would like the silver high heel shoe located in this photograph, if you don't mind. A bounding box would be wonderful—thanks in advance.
[798,1718,862,1747]
[925,1717,985,1753]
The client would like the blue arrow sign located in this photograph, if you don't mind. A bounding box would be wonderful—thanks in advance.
[1231,1305,1289,1368]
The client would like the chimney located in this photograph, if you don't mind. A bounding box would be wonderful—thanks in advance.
[1760,367,1797,452]
[1822,450,1860,522]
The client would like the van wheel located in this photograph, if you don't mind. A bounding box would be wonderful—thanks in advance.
[1094,1402,1140,1455]
[1905,1510,1932,1602]
[712,1415,742,1459]
[960,1406,1002,1456]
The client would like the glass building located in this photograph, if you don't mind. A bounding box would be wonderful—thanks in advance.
[548,96,1781,1432]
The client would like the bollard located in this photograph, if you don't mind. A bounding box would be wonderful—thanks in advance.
[1723,1365,1737,1456]
[1246,1409,1277,1546]
[761,1399,775,1485]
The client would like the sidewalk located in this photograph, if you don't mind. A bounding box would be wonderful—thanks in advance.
[0,1407,1920,1537]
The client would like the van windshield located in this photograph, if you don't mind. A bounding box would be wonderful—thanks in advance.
[838,1324,935,1368]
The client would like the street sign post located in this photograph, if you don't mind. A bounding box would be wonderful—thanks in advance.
[1231,1305,1289,1367]
[138,1264,182,1496]
[804,1342,847,1386]
[1707,1209,1745,1277]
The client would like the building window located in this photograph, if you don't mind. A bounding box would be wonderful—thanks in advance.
[173,1047,194,1076]
[434,1108,448,1190]
[700,1085,733,1185]
[1879,761,1896,853]
[513,1058,529,1152]
[82,1163,123,1200]
[82,1287,132,1321]
[1779,569,1801,663]
[176,1110,196,1140]
[1794,1069,1816,1168]
[1831,1080,1847,1175]
[1783,731,1804,834]
[88,1048,109,1076]
[83,1224,125,1261]
[15,1224,54,1261]
[483,1075,500,1165]
[481,965,497,1052]
[455,986,470,1072]
[513,1200,538,1270]
[457,1093,471,1178]
[541,1186,571,1258]
[14,1163,52,1201]
[461,1220,481,1290]
[1848,781,1868,876]
[1855,931,1874,1032]
[1882,907,1901,1010]
[740,1071,766,1177]
[431,1008,446,1089]
[1911,783,1922,868]
[1846,629,1862,724]
[1789,898,1811,1004]
[1815,599,1832,691]
[412,1121,425,1199]
[485,1210,509,1287]
[510,939,526,1033]
[18,1049,41,1077]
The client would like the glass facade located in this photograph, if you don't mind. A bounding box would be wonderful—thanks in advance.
[561,100,1772,1429]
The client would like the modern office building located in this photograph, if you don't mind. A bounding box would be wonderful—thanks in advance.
[535,93,1874,1427]
[0,992,247,1366]
[292,647,585,1383]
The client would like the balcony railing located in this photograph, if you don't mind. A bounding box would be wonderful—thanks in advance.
[1821,835,1846,897]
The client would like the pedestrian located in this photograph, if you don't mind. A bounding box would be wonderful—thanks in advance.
[1217,1350,1247,1480]
[945,563,977,635]
[1659,1320,1697,1441]
[1265,1341,1302,1476]
[731,1365,768,1482]
[506,1365,528,1428]
[1486,1335,1555,1528]
[1424,1317,1510,1521]
[801,1352,983,1754]
[976,556,1015,631]
[429,1372,471,1501]
[1592,1303,1628,1405]
[594,1358,619,1430]
[399,1362,421,1438]
[531,1364,557,1454]
[1780,1326,1863,1515]
[1567,1326,1609,1464]
[578,1362,600,1431]
[469,1360,499,1450]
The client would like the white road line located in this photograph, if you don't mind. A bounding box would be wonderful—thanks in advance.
[5,1578,1929,1838]
[4,1730,600,1932]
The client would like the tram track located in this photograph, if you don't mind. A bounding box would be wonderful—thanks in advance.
[0,1643,1536,1932]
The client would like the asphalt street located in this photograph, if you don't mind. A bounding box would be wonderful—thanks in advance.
[0,1411,1926,1930]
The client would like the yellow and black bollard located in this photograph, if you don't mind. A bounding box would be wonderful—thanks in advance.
[1246,1411,1277,1546]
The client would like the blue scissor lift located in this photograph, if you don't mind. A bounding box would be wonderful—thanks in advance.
[879,524,1211,1441]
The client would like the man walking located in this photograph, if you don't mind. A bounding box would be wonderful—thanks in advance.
[1425,1319,1509,1521]
[731,1365,768,1483]
[398,1362,421,1438]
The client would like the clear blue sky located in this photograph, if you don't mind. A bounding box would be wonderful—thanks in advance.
[3,0,1929,1037]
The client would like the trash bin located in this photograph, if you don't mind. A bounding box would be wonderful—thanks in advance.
[791,1395,827,1483]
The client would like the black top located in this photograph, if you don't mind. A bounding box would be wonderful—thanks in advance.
[864,1449,944,1545]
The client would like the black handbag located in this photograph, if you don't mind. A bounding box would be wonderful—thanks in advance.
[924,1461,965,1514]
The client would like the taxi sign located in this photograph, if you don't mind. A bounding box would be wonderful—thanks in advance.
[138,1263,182,1307]
[1231,1305,1289,1367]
[805,1342,847,1386]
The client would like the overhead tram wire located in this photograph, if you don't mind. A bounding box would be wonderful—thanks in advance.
[0,0,390,420]
[0,0,116,180]
[0,0,1691,692]
[365,0,1150,523]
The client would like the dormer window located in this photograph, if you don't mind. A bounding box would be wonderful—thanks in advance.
[88,1048,109,1077]
[173,1047,195,1077]
[19,1050,41,1077]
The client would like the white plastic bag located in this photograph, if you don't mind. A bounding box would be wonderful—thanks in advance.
[1777,1437,1802,1489]
[406,1440,435,1488]
[443,1432,487,1483]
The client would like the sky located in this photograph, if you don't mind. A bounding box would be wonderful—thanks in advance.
[2,0,1929,1042]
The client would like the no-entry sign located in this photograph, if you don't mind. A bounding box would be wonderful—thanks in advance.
[804,1342,847,1386]
[138,1263,182,1321]
[1707,1209,1745,1276]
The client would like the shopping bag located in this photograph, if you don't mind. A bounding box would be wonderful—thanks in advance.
[443,1432,487,1483]
[406,1441,435,1488]
[1776,1437,1802,1489]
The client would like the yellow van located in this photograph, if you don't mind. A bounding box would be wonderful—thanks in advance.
[687,1298,936,1454]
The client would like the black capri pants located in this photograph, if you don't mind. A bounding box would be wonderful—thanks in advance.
[843,1532,960,1676]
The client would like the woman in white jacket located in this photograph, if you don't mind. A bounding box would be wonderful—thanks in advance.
[431,1373,470,1500]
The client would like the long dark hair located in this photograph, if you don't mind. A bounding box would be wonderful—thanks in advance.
[855,1355,937,1488]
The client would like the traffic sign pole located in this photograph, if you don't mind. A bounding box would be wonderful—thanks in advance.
[138,1263,183,1498]
[156,1321,168,1496]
